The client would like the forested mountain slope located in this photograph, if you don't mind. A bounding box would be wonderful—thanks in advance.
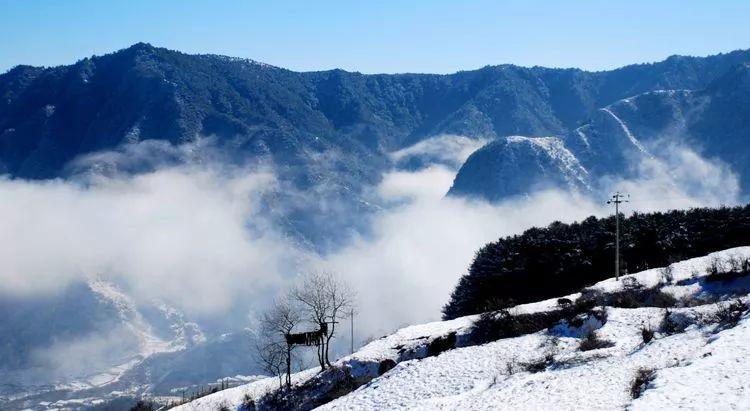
[2,44,749,181]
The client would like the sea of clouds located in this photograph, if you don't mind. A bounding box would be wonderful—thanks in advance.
[0,135,742,374]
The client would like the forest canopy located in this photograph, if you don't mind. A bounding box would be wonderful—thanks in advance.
[443,204,750,320]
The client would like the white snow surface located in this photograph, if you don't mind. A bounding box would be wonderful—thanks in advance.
[178,246,750,410]
[505,135,591,190]
[600,107,652,157]
[171,369,319,411]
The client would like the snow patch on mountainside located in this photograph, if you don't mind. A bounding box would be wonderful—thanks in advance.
[574,127,591,149]
[600,107,651,157]
[88,280,175,355]
[505,136,591,190]
[447,135,593,200]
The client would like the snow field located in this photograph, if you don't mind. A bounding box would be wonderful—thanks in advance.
[178,246,750,410]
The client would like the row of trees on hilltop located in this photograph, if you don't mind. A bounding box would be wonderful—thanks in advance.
[442,204,750,320]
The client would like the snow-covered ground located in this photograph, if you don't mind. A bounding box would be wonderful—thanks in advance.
[171,316,477,410]
[177,246,750,410]
[323,305,745,410]
[171,369,319,411]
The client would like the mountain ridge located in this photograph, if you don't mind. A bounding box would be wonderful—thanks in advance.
[4,44,750,179]
[6,42,750,76]
[450,60,750,201]
[4,43,750,245]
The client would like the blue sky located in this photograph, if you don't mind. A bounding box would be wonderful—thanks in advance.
[2,0,749,74]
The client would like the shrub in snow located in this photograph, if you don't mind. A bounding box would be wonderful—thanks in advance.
[713,299,747,329]
[521,353,555,373]
[640,325,655,344]
[557,297,573,307]
[257,364,370,410]
[630,367,656,399]
[241,394,256,411]
[659,309,694,335]
[378,359,396,375]
[612,286,677,309]
[578,285,677,310]
[706,256,722,277]
[726,255,749,273]
[583,307,608,326]
[426,332,457,357]
[659,309,679,334]
[470,308,571,344]
[578,328,614,351]
[505,357,518,375]
[571,289,602,312]
[652,289,679,307]
[554,307,607,339]
[622,277,642,291]
[659,265,674,285]
[704,257,750,283]
[471,296,613,345]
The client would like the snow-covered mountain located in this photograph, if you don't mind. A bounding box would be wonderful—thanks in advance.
[174,246,750,410]
[5,45,750,409]
[449,62,750,201]
[447,135,593,202]
[4,45,750,245]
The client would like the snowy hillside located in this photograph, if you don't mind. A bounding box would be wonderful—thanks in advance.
[175,246,750,410]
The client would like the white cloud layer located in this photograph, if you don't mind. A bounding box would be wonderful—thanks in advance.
[602,144,741,212]
[0,137,743,347]
[389,134,490,169]
[0,166,289,314]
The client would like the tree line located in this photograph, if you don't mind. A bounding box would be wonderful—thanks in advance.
[443,204,750,320]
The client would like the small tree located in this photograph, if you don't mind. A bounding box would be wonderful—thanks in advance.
[255,339,286,389]
[258,298,302,387]
[292,272,355,369]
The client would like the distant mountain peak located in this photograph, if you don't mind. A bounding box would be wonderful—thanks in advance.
[127,41,156,51]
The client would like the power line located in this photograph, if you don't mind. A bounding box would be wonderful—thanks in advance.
[606,192,629,281]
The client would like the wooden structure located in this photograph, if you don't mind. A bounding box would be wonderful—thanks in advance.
[284,322,328,347]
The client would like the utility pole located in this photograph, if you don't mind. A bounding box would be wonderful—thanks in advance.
[350,308,355,354]
[607,192,629,281]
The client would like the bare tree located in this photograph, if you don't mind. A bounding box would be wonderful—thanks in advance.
[291,272,355,369]
[254,339,285,389]
[257,298,302,387]
[322,274,355,367]
[291,273,329,370]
